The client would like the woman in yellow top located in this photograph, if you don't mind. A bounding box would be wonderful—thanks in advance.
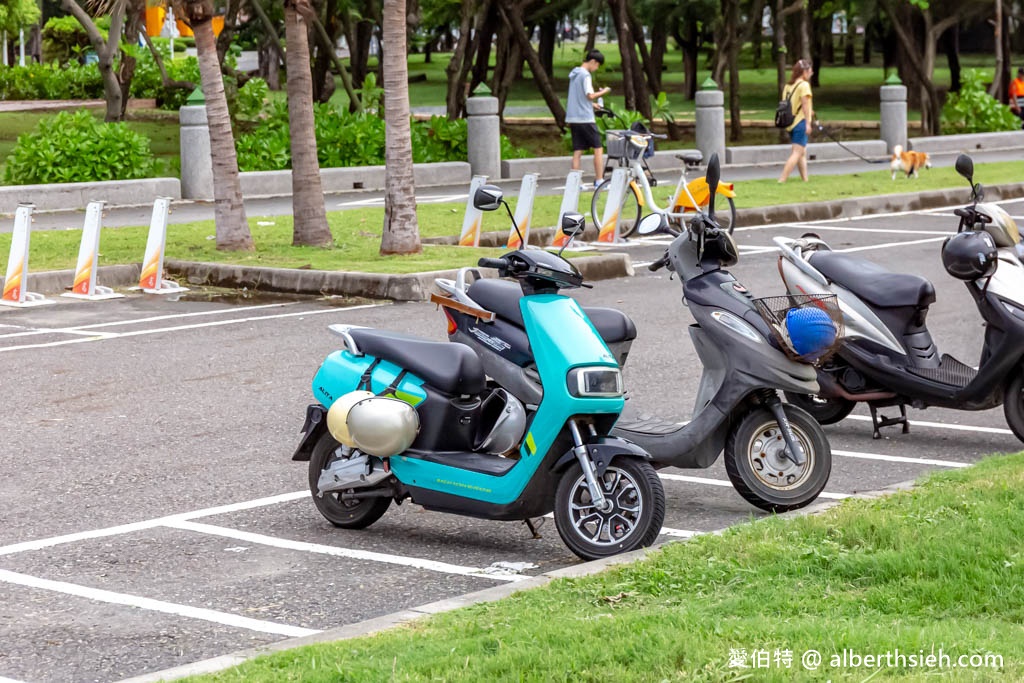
[779,59,814,183]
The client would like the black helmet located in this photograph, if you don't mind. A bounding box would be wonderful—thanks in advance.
[704,228,740,267]
[941,230,997,281]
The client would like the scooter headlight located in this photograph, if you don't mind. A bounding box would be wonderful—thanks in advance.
[567,366,623,397]
[710,310,764,343]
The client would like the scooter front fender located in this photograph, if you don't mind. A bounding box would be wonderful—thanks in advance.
[554,436,653,477]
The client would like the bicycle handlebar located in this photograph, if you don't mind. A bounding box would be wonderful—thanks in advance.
[477,257,507,270]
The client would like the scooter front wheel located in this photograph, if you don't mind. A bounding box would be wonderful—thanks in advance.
[1003,372,1024,443]
[308,433,392,529]
[554,457,665,561]
[725,405,832,512]
[783,391,855,425]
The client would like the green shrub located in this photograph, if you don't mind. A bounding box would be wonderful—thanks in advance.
[41,15,96,65]
[236,104,529,172]
[236,77,270,120]
[128,42,200,110]
[942,69,1021,134]
[3,110,156,185]
[0,62,104,99]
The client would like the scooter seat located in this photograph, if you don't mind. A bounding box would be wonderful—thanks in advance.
[467,279,638,344]
[347,328,485,396]
[808,251,936,309]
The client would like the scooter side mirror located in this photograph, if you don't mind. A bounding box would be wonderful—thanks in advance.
[474,185,504,211]
[706,153,720,218]
[954,154,974,184]
[637,213,667,235]
[561,212,586,236]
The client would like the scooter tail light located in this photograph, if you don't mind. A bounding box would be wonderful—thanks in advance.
[442,309,457,335]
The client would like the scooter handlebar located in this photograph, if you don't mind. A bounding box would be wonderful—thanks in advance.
[648,252,670,272]
[477,257,507,271]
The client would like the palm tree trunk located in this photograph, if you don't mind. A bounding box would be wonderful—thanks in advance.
[285,2,333,247]
[191,9,254,251]
[380,0,421,255]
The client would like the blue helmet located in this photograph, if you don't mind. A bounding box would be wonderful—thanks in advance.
[785,306,837,358]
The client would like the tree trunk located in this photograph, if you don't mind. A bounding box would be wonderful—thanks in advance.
[725,0,742,142]
[538,16,556,78]
[943,24,960,93]
[186,0,254,251]
[249,0,286,85]
[470,3,497,92]
[445,0,474,118]
[285,1,332,247]
[990,0,1003,99]
[609,0,650,117]
[62,0,125,122]
[584,0,600,54]
[678,19,698,100]
[498,1,566,127]
[311,15,362,111]
[350,12,375,87]
[380,0,421,255]
[118,0,145,119]
[649,21,667,94]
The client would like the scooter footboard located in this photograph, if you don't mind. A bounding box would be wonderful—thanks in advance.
[612,407,727,469]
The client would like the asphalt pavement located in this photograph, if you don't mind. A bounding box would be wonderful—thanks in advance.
[1,198,1023,682]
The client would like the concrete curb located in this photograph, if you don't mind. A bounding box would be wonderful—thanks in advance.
[116,477,923,683]
[164,252,633,302]
[734,181,1024,226]
[0,178,182,214]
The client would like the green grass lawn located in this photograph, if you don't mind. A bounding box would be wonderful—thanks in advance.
[186,452,1024,682]
[2,160,1020,274]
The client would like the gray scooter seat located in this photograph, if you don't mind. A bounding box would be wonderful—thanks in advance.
[809,251,936,309]
[467,279,638,344]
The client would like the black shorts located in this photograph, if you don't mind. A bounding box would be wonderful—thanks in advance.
[569,123,602,152]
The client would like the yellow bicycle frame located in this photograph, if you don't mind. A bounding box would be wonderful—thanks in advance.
[627,177,736,213]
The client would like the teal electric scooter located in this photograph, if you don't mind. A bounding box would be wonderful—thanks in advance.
[292,192,665,560]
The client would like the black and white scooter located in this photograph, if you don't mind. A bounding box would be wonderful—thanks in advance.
[436,155,836,512]
[775,154,1024,441]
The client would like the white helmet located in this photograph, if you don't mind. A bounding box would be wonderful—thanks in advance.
[976,203,1020,248]
[326,390,374,447]
[345,395,420,457]
[475,388,527,454]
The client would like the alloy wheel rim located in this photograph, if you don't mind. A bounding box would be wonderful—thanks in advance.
[567,466,643,547]
[746,423,814,491]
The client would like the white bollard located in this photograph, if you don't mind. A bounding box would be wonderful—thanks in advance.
[18,27,25,67]
[458,175,488,247]
[62,201,124,300]
[136,197,188,294]
[1,204,54,308]
[597,168,630,244]
[507,173,538,249]
[551,170,584,248]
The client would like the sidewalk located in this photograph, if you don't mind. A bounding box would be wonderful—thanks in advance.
[8,146,1023,233]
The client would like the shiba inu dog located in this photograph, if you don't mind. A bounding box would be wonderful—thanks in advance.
[891,145,931,180]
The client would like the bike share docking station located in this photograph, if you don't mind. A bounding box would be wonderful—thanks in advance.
[0,197,186,307]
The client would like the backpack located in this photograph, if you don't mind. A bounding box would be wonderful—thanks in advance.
[774,86,796,129]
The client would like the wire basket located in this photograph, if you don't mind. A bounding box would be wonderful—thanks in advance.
[753,294,844,363]
[606,130,655,160]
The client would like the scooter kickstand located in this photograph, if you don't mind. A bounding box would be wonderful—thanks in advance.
[868,403,910,439]
[523,517,545,539]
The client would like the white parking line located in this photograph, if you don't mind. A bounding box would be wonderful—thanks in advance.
[844,414,1014,435]
[0,569,319,638]
[0,303,386,353]
[166,520,527,583]
[784,224,952,236]
[838,236,947,253]
[540,513,698,539]
[657,473,849,499]
[832,449,969,468]
[0,491,311,557]
[0,675,28,683]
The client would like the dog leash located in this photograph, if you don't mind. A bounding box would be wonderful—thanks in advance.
[814,123,888,164]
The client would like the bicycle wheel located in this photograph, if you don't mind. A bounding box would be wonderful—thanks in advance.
[591,180,642,239]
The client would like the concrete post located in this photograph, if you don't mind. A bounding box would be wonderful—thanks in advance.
[695,85,725,164]
[179,100,214,201]
[466,95,501,179]
[880,82,908,154]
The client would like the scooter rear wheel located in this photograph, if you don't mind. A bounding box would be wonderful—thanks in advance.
[554,457,665,561]
[725,405,831,512]
[784,392,856,425]
[1003,372,1024,444]
[309,433,392,529]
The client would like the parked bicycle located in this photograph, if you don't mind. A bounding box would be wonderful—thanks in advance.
[592,129,737,239]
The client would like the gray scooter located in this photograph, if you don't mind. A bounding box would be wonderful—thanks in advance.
[610,154,833,511]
